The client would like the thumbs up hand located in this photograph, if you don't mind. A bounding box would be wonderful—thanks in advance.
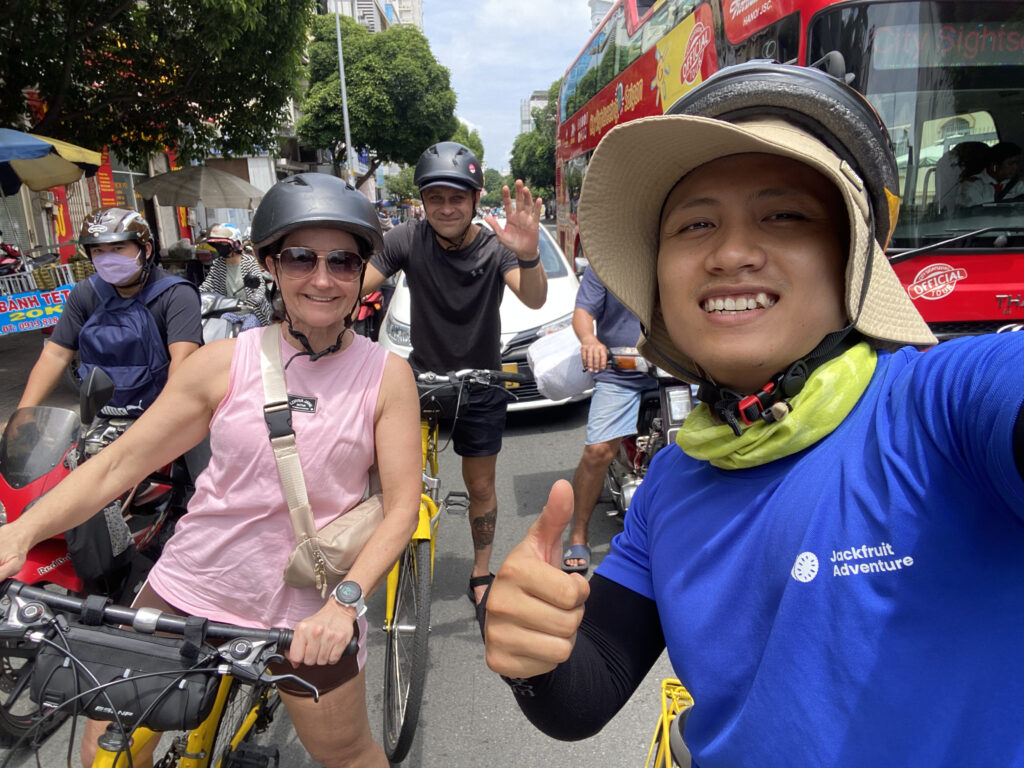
[485,479,590,678]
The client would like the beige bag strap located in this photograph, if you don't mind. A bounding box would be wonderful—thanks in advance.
[259,325,318,542]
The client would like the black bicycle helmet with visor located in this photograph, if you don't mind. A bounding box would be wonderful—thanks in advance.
[249,173,384,363]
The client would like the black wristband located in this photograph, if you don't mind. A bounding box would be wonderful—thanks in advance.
[517,254,541,269]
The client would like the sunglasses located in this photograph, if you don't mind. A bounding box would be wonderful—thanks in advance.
[275,247,364,281]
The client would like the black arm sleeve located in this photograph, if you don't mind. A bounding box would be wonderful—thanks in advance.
[1014,401,1024,480]
[500,574,665,741]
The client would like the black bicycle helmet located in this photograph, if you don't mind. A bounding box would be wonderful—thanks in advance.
[250,173,384,266]
[666,60,899,249]
[414,142,484,191]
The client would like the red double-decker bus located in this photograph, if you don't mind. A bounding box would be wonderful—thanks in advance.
[556,0,1024,337]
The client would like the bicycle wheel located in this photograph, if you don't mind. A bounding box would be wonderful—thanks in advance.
[383,538,432,763]
[208,679,271,768]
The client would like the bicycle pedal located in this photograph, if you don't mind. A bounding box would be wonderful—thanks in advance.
[223,742,280,767]
[442,491,469,515]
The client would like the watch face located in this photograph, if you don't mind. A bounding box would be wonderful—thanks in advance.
[337,581,361,603]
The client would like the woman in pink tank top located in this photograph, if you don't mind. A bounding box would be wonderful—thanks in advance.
[0,175,421,767]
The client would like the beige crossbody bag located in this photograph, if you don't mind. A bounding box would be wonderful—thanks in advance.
[259,326,384,596]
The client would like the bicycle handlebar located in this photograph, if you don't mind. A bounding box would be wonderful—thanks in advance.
[1,580,358,658]
[417,368,529,386]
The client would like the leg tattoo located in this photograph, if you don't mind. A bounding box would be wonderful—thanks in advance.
[471,507,497,550]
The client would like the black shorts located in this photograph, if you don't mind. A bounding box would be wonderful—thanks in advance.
[451,384,509,457]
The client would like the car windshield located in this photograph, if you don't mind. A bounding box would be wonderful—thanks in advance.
[808,1,1024,250]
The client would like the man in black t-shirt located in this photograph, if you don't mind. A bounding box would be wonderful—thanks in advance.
[19,208,202,414]
[363,142,547,610]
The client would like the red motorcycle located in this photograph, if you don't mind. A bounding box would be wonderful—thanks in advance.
[0,368,190,744]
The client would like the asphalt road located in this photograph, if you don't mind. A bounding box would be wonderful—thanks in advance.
[0,325,675,767]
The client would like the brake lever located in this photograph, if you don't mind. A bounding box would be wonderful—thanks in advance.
[261,672,321,702]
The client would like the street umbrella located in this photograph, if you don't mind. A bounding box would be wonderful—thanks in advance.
[134,165,264,209]
[0,128,102,196]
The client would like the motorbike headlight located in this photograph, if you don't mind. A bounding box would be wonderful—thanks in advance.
[384,317,411,348]
[663,385,694,426]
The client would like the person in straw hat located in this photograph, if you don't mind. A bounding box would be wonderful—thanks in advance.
[481,61,1024,766]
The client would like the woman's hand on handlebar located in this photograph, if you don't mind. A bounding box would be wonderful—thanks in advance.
[289,599,358,667]
[484,480,589,679]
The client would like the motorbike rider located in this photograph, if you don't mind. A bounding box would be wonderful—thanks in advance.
[361,141,548,610]
[483,61,1024,766]
[199,222,272,325]
[562,265,655,574]
[18,208,202,416]
[0,173,422,767]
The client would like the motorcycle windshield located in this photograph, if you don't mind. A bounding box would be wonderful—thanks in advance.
[0,407,81,489]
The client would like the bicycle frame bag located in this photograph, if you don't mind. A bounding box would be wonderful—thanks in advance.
[259,326,384,597]
[31,619,219,732]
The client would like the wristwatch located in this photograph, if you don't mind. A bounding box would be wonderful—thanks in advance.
[332,580,367,617]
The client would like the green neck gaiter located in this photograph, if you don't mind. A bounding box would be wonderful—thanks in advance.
[676,342,877,469]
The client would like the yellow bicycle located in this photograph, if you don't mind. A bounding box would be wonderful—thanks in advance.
[645,678,695,768]
[381,368,524,764]
[0,579,352,768]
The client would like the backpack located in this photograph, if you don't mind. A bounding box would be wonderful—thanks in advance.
[77,273,191,416]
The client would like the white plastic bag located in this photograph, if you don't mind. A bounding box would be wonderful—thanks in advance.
[527,326,594,401]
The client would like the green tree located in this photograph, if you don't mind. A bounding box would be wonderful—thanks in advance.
[298,16,458,188]
[450,123,484,164]
[481,168,511,208]
[383,166,419,202]
[0,0,315,166]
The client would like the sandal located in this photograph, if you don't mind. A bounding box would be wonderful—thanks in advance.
[562,544,591,574]
[467,572,495,606]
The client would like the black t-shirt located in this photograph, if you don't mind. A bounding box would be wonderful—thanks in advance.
[371,220,518,373]
[50,266,203,351]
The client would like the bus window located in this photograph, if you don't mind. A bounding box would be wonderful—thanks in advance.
[727,11,800,65]
[565,152,591,216]
[808,1,1024,250]
[641,0,696,52]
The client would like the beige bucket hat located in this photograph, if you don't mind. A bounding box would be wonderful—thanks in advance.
[578,114,937,382]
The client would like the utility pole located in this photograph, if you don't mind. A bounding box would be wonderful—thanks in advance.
[334,4,357,187]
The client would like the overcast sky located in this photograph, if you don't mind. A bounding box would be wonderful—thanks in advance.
[422,0,594,174]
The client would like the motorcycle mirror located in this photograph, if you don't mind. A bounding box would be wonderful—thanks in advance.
[243,273,262,290]
[79,367,115,425]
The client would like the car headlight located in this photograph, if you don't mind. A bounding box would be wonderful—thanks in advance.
[384,316,411,347]
[537,313,573,337]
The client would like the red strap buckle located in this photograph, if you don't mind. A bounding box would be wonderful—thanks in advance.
[737,382,777,425]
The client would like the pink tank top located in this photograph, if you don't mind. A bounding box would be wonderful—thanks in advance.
[149,326,388,629]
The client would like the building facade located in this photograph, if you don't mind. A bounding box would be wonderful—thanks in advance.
[589,0,613,30]
[520,90,550,135]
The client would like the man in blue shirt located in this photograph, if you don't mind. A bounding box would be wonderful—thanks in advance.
[483,62,1024,766]
[562,266,654,573]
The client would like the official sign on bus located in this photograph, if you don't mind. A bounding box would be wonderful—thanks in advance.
[0,286,73,336]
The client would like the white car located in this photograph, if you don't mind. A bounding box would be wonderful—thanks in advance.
[377,220,590,410]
